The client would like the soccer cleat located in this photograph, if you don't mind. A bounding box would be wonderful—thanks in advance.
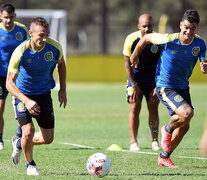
[11,136,22,165]
[129,141,141,151]
[27,165,39,176]
[161,125,172,152]
[0,141,4,150]
[152,141,161,151]
[158,156,179,168]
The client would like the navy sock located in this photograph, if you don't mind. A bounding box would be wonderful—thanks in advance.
[0,133,2,142]
[160,151,172,158]
[165,123,174,134]
[16,126,22,138]
[26,160,36,168]
[16,138,22,150]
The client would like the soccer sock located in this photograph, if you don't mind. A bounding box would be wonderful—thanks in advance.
[26,160,36,168]
[16,125,22,138]
[160,151,172,158]
[0,133,3,142]
[165,123,174,134]
[16,138,22,150]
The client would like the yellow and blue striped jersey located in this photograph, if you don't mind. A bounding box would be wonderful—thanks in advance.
[151,33,207,89]
[0,21,28,77]
[8,37,63,95]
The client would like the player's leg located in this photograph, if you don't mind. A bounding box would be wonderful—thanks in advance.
[33,127,54,145]
[129,97,142,151]
[0,76,9,150]
[0,99,5,150]
[146,94,161,150]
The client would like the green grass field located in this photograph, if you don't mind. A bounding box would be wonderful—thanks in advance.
[1,83,207,179]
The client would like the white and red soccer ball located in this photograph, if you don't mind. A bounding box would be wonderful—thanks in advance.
[87,153,111,178]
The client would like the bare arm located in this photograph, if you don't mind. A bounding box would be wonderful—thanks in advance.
[6,72,40,115]
[124,56,141,102]
[130,33,153,67]
[57,57,67,108]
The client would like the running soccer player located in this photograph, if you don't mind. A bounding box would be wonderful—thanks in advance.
[6,17,67,176]
[0,3,28,150]
[130,9,207,167]
[123,14,161,151]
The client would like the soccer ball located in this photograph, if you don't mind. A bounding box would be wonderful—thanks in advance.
[87,153,111,178]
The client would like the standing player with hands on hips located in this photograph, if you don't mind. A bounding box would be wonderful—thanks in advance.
[6,17,67,176]
[130,9,207,168]
[123,14,161,151]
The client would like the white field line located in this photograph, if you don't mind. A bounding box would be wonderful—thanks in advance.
[61,142,96,149]
[61,142,207,160]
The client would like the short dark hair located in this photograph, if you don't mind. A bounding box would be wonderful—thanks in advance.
[182,9,200,24]
[30,17,49,29]
[1,3,15,13]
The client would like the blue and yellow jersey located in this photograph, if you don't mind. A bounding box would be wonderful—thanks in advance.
[0,21,28,77]
[123,30,161,82]
[8,37,63,95]
[150,33,207,89]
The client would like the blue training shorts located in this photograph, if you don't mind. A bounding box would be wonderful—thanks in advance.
[0,75,8,100]
[12,91,54,129]
[156,87,193,116]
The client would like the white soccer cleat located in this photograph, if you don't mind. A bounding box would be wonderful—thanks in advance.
[0,141,4,150]
[11,136,22,165]
[27,165,39,176]
[152,141,161,151]
[129,141,141,151]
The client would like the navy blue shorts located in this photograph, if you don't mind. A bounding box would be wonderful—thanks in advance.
[13,91,54,129]
[156,87,193,116]
[0,76,8,100]
[126,79,156,102]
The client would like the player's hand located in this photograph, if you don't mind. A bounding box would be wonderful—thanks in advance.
[200,60,207,74]
[131,85,142,102]
[25,99,40,116]
[58,89,67,108]
[130,55,139,68]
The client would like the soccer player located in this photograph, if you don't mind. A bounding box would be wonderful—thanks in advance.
[130,9,207,167]
[123,14,161,151]
[0,3,28,150]
[6,17,67,176]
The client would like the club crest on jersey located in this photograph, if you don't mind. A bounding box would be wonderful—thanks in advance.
[17,102,26,112]
[44,51,53,61]
[0,87,2,96]
[151,45,158,53]
[16,32,23,40]
[174,95,183,102]
[192,46,200,56]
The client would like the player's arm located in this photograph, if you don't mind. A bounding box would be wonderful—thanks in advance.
[6,72,40,115]
[124,56,141,102]
[200,60,207,74]
[57,57,67,108]
[130,34,153,67]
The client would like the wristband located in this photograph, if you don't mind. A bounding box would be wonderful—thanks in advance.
[132,82,137,88]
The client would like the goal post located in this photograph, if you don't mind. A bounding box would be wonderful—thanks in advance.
[15,9,67,58]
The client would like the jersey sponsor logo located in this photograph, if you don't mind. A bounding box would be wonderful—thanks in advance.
[26,59,32,63]
[16,32,23,40]
[174,95,183,102]
[0,36,5,41]
[44,51,53,61]
[172,50,177,54]
[192,46,200,56]
[17,102,26,112]
[151,45,158,53]
[0,87,2,96]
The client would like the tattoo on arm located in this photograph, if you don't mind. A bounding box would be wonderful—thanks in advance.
[124,57,135,85]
